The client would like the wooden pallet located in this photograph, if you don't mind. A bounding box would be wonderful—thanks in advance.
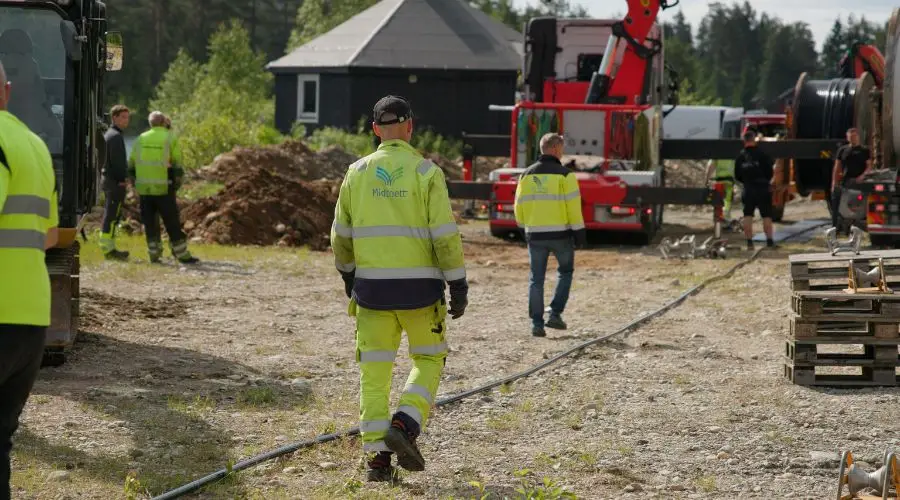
[786,340,900,366]
[784,362,898,386]
[789,249,900,291]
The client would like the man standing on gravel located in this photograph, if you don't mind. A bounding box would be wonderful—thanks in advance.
[331,95,468,482]
[99,104,131,261]
[830,127,872,232]
[0,60,59,500]
[734,129,776,250]
[514,133,585,338]
[128,111,198,264]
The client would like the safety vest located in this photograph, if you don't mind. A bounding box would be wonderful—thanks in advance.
[331,139,466,310]
[513,156,585,240]
[130,127,179,195]
[714,159,735,180]
[0,111,57,327]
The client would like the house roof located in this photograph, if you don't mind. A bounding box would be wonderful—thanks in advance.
[267,0,523,72]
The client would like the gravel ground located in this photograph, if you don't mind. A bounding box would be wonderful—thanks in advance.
[12,198,886,500]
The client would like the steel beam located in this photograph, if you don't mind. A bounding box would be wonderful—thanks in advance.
[661,139,845,160]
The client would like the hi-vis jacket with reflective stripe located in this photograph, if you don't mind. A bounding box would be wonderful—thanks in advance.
[713,159,735,181]
[514,155,586,241]
[128,127,180,196]
[0,110,58,327]
[331,139,466,310]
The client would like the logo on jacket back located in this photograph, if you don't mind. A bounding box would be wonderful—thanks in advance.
[532,175,549,194]
[373,165,408,198]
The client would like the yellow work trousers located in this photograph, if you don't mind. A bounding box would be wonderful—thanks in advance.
[350,298,448,454]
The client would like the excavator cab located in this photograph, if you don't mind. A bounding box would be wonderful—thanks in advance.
[0,0,122,365]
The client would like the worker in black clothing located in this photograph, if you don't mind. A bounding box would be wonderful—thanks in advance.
[734,129,776,250]
[830,127,872,231]
[99,104,130,260]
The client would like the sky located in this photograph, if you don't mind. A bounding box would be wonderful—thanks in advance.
[510,0,896,50]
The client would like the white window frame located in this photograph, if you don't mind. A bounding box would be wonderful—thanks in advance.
[296,74,320,123]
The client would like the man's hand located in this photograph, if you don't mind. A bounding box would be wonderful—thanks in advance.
[340,271,354,299]
[448,278,468,319]
[573,231,587,250]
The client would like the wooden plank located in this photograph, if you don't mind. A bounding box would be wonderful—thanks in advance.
[785,342,900,366]
[793,291,900,300]
[789,248,900,264]
[791,264,900,280]
[791,336,900,344]
[793,280,900,292]
[783,363,898,386]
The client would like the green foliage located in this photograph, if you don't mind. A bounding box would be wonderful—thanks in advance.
[472,0,588,31]
[287,0,378,51]
[149,20,279,169]
[512,469,578,500]
[675,77,721,106]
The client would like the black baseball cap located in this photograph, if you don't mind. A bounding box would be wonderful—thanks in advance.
[373,95,413,125]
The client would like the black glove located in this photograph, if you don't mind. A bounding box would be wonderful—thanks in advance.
[573,230,587,250]
[340,270,354,298]
[448,278,468,319]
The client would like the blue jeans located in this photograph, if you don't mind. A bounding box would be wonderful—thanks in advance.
[528,238,574,328]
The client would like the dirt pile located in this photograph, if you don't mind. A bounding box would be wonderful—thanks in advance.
[182,168,338,250]
[201,140,355,183]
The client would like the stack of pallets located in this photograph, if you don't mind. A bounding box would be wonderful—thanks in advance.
[785,249,900,386]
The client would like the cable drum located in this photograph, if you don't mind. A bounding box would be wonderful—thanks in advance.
[883,7,900,167]
[789,72,875,195]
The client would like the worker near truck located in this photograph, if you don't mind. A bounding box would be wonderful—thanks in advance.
[99,104,131,261]
[830,127,872,232]
[514,133,586,338]
[128,111,198,264]
[330,95,468,482]
[705,157,735,222]
[0,60,59,500]
[734,129,776,250]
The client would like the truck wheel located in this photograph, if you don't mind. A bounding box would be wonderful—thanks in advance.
[41,349,66,368]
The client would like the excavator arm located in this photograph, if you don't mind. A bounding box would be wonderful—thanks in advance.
[585,0,678,104]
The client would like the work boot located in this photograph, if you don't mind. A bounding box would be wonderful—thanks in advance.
[766,238,777,249]
[546,315,567,330]
[149,254,162,264]
[366,452,398,483]
[104,249,129,261]
[178,255,200,265]
[532,326,546,337]
[384,412,425,472]
[746,239,754,251]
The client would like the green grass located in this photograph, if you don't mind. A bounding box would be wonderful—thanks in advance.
[179,181,225,201]
[236,387,278,409]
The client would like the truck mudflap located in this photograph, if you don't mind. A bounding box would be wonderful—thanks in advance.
[45,241,80,366]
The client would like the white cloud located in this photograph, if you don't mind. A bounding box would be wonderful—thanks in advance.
[510,0,895,49]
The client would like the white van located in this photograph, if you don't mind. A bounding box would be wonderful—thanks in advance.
[662,105,744,140]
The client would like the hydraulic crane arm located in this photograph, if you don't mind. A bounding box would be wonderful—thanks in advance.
[585,0,678,104]
[839,42,885,88]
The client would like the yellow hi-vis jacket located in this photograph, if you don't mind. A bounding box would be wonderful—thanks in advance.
[128,126,181,196]
[331,139,466,310]
[514,155,586,242]
[0,110,58,326]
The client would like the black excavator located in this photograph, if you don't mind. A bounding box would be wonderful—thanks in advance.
[0,0,123,365]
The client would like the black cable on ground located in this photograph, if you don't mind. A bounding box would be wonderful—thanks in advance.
[152,225,827,500]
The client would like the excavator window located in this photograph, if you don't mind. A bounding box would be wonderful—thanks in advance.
[577,54,604,81]
[0,7,66,155]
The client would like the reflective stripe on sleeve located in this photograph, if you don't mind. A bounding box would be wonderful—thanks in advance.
[353,159,368,171]
[518,192,581,203]
[409,342,448,356]
[442,267,466,281]
[0,229,46,250]
[360,420,391,433]
[569,222,586,231]
[1,195,50,218]
[397,405,423,425]
[417,159,435,175]
[359,350,397,362]
[332,220,353,238]
[355,267,444,280]
[353,225,430,239]
[336,261,356,272]
[429,222,458,238]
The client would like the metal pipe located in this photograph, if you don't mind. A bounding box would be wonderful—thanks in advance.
[488,105,515,112]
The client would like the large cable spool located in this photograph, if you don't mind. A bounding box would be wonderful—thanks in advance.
[789,72,875,195]
[883,7,900,167]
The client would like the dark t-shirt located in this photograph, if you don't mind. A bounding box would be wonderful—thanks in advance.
[836,144,870,185]
[734,147,774,188]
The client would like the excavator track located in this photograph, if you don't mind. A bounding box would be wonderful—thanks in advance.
[43,240,80,367]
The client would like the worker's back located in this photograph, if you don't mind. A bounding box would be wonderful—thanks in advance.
[130,127,179,196]
[514,155,585,240]
[0,110,57,326]
[334,138,461,310]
